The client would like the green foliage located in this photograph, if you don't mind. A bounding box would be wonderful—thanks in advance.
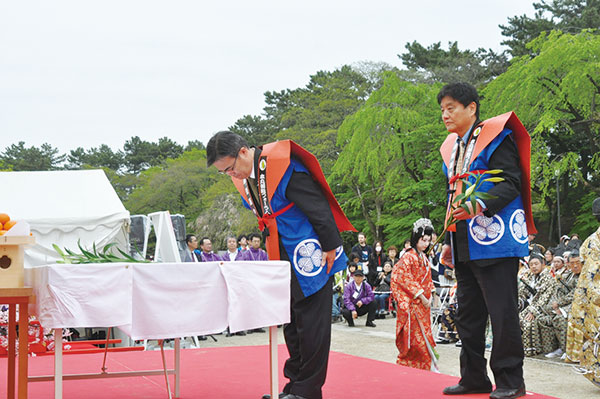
[500,0,600,57]
[0,142,65,171]
[53,240,148,264]
[399,41,509,86]
[483,30,600,242]
[184,140,206,152]
[570,192,600,238]
[231,64,387,174]
[67,144,124,171]
[124,148,220,219]
[123,136,184,174]
[332,72,446,244]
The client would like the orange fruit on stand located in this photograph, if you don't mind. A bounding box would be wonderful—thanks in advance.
[0,222,2,230]
[0,213,9,225]
[0,230,7,236]
[3,220,16,230]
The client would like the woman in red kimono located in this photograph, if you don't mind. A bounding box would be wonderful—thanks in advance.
[391,218,437,371]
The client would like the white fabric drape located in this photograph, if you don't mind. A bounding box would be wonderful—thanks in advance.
[25,261,290,340]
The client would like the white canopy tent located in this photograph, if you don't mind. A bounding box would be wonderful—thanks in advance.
[0,169,130,267]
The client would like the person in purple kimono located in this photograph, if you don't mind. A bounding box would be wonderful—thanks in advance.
[198,237,223,262]
[244,233,269,261]
[341,267,377,327]
[223,235,246,262]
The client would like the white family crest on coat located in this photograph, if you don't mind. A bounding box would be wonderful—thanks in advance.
[293,239,323,276]
[293,239,343,277]
[469,214,505,245]
[509,209,528,244]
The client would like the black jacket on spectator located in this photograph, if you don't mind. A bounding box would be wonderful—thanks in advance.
[367,252,387,286]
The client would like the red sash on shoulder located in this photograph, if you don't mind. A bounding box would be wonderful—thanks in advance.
[440,112,537,234]
[232,140,356,259]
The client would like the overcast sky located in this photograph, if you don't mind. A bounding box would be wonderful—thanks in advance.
[0,1,535,153]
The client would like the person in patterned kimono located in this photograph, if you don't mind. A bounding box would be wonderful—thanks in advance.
[391,218,437,371]
[566,197,600,388]
[539,252,581,359]
[518,253,556,356]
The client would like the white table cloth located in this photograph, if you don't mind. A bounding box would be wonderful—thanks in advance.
[25,261,291,340]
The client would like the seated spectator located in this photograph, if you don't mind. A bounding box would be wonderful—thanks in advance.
[519,253,557,356]
[528,233,545,255]
[341,268,377,327]
[237,234,249,252]
[223,235,246,261]
[373,261,393,317]
[554,235,570,257]
[387,245,400,266]
[244,233,268,261]
[399,239,411,258]
[551,255,568,278]
[539,252,581,359]
[566,234,582,253]
[198,237,222,262]
[344,261,358,283]
[332,269,344,323]
[368,241,387,286]
[544,248,554,267]
[185,234,201,262]
[436,284,459,344]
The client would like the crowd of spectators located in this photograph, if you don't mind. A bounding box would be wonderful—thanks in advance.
[334,224,595,367]
[184,232,268,336]
[187,220,598,374]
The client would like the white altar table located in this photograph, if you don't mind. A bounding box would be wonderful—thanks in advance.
[24,261,291,398]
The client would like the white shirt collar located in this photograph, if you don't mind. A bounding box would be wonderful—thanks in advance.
[249,147,256,179]
[354,281,363,291]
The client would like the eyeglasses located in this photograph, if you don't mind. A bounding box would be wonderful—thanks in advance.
[218,151,240,175]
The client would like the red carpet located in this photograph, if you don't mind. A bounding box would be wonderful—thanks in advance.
[1,345,557,398]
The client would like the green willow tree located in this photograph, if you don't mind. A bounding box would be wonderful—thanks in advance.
[332,73,446,244]
[483,30,600,241]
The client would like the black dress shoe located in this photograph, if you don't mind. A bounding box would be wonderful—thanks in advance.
[442,384,492,395]
[365,321,376,327]
[281,395,308,399]
[261,392,285,399]
[489,384,526,399]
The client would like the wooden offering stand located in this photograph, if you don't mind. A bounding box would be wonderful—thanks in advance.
[1,235,35,399]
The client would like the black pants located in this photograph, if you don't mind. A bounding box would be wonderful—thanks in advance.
[454,258,524,390]
[341,300,377,326]
[283,276,332,399]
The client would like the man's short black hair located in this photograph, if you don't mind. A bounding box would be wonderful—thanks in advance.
[199,236,211,247]
[248,232,261,242]
[185,234,196,244]
[437,82,480,119]
[206,131,249,167]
